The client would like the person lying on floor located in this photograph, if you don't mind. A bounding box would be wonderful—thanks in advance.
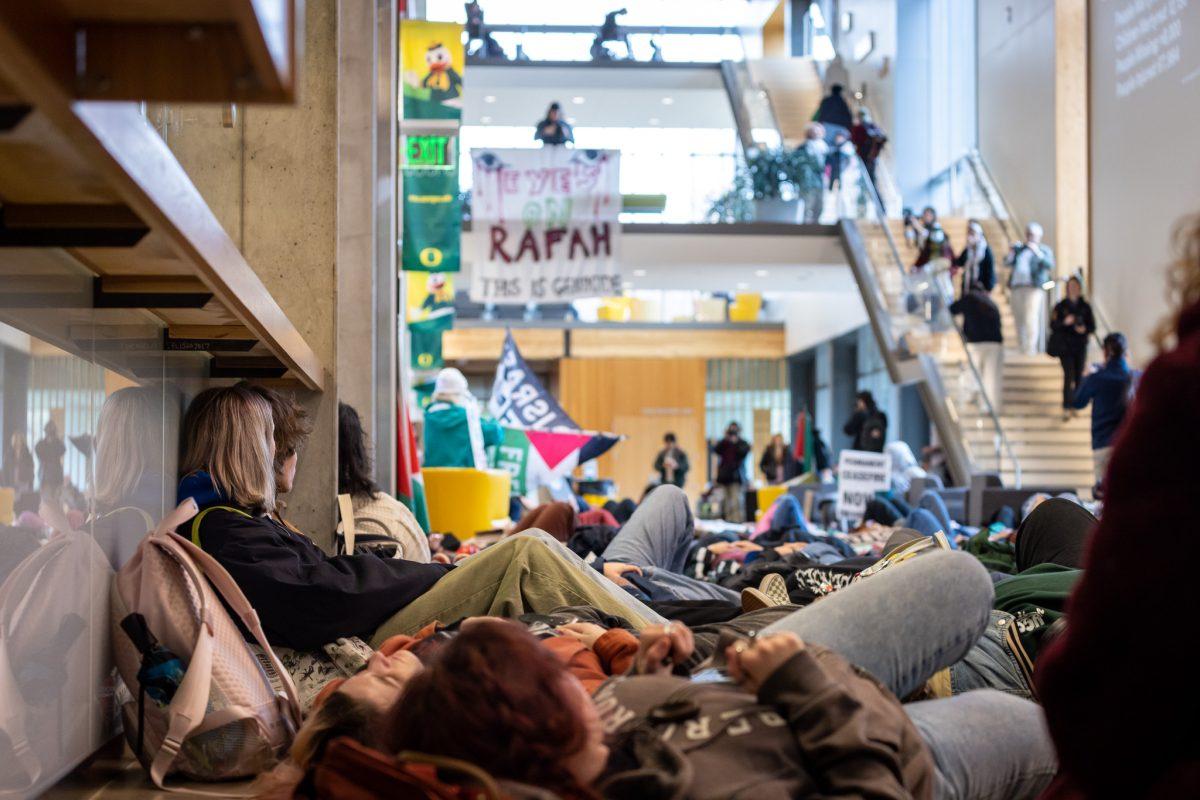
[177,386,664,655]
[261,549,1056,800]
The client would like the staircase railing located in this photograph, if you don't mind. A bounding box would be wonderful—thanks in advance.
[838,154,1022,487]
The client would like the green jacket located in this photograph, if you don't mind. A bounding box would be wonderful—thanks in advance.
[423,404,502,469]
[993,563,1081,662]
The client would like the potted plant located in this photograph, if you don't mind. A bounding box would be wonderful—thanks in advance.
[709,147,823,223]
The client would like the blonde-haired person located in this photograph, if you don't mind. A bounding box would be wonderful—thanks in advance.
[91,386,177,568]
[178,387,663,654]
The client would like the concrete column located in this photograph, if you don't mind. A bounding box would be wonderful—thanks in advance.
[336,0,398,493]
[241,0,339,541]
[1054,0,1088,278]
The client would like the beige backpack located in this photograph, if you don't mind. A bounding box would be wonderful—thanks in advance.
[109,498,301,787]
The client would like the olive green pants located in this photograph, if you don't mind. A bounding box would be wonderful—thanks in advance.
[369,531,664,646]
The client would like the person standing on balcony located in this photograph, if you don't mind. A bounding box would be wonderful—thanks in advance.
[850,109,888,191]
[1005,222,1055,355]
[798,124,828,223]
[953,220,995,296]
[1048,276,1096,420]
[815,83,853,134]
[950,280,1005,415]
[653,432,689,489]
[843,391,888,453]
[534,102,573,146]
[709,422,750,521]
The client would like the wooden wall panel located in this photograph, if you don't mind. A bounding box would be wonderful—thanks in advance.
[570,327,784,359]
[560,358,707,501]
[443,328,565,361]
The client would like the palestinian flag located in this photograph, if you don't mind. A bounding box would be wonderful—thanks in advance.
[493,425,622,495]
[396,397,430,532]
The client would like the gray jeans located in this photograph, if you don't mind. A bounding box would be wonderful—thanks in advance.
[761,550,1056,800]
[602,485,740,603]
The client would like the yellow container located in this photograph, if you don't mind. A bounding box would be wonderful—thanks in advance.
[755,484,787,521]
[423,467,512,538]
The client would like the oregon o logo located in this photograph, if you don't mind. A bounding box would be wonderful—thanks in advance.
[417,352,434,368]
[419,247,443,268]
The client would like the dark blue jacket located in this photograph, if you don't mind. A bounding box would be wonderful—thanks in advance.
[1072,358,1135,449]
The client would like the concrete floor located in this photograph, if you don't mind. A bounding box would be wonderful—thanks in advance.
[43,741,252,799]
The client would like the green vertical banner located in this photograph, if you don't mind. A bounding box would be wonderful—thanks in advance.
[402,169,461,272]
[409,314,453,370]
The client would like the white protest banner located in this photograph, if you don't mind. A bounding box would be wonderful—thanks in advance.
[837,449,892,522]
[469,147,621,304]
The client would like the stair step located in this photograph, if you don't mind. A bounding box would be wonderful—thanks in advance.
[958,414,1091,430]
[998,471,1095,490]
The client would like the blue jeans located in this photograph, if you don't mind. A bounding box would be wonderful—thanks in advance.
[761,550,1055,799]
[602,485,740,603]
[949,610,1032,699]
[770,494,811,534]
[903,490,958,548]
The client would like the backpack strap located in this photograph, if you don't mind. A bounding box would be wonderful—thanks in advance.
[188,504,252,548]
[336,494,356,556]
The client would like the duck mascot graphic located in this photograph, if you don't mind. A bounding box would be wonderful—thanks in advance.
[421,41,463,103]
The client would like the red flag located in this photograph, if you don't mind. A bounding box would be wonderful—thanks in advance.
[396,398,430,532]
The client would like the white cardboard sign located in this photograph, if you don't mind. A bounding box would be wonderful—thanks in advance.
[837,449,892,522]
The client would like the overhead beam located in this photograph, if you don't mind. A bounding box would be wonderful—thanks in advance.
[209,355,288,379]
[165,324,257,352]
[0,275,93,307]
[0,2,296,103]
[0,203,149,247]
[67,322,160,351]
[93,275,213,308]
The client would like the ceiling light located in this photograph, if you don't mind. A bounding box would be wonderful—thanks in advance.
[483,95,496,104]
[661,97,674,105]
[633,269,647,277]
[649,117,660,125]
[480,115,492,124]
[572,96,585,104]
[736,281,750,290]
[755,269,769,277]
[621,281,634,290]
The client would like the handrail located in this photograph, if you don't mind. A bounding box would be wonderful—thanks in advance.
[844,152,1022,487]
[964,150,1024,248]
[719,60,755,153]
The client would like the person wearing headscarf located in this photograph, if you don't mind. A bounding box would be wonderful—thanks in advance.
[953,220,996,295]
[422,368,501,470]
[885,441,928,494]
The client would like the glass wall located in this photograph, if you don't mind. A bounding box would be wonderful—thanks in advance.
[0,310,204,794]
[705,358,791,483]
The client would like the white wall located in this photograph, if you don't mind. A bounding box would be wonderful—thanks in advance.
[977,0,1057,245]
[1090,0,1200,360]
[781,287,869,354]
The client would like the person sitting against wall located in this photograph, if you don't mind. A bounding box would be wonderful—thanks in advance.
[421,367,501,470]
[1047,276,1096,421]
[177,385,663,653]
[1070,331,1135,497]
[758,433,795,485]
[338,402,431,563]
[265,548,1056,800]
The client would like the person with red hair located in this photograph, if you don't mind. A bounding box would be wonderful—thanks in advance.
[378,550,1054,800]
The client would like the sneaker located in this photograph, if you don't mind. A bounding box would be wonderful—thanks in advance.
[741,573,790,612]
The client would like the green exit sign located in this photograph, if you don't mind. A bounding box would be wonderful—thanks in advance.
[405,135,453,168]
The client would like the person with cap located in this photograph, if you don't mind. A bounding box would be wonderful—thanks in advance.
[534,101,574,146]
[422,368,502,470]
